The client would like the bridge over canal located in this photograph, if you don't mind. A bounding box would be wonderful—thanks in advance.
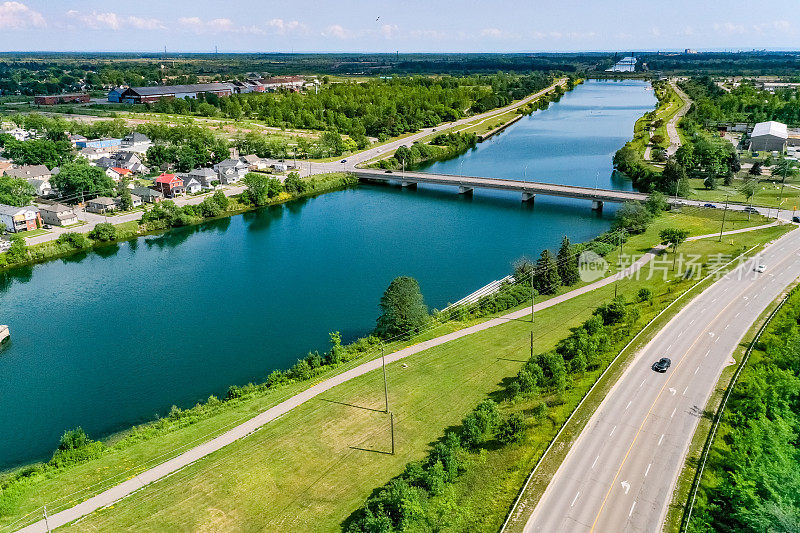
[354,169,652,210]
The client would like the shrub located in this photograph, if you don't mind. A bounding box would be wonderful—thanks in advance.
[57,232,91,249]
[496,413,526,444]
[88,222,116,241]
[637,288,653,302]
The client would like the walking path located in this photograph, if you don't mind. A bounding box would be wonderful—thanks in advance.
[666,81,691,156]
[13,222,782,533]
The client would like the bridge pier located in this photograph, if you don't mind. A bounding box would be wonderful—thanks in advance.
[522,192,536,203]
[458,186,474,195]
[592,200,604,211]
[400,181,417,189]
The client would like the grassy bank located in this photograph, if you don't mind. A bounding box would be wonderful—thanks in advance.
[0,173,356,274]
[0,208,788,532]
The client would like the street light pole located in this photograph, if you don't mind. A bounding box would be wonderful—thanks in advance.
[718,194,729,242]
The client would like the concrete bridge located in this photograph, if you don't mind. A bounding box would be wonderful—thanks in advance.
[354,169,651,210]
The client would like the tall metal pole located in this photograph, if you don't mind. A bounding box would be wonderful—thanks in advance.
[381,344,389,413]
[718,195,729,242]
[530,269,535,324]
[44,506,51,533]
[390,412,395,455]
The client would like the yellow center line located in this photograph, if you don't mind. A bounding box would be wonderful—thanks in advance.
[588,256,772,531]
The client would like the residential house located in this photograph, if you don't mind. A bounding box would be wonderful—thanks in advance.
[181,175,202,194]
[27,179,52,196]
[2,128,34,141]
[130,186,163,203]
[213,158,248,184]
[68,134,87,145]
[80,147,111,161]
[39,203,78,226]
[120,132,152,153]
[272,161,288,172]
[115,194,142,209]
[112,152,148,174]
[241,154,267,170]
[154,173,185,198]
[0,204,41,233]
[106,167,132,182]
[94,157,117,169]
[5,165,51,182]
[85,197,116,214]
[188,167,218,189]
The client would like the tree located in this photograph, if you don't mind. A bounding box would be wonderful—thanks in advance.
[637,288,653,303]
[738,179,758,206]
[534,249,561,295]
[645,191,669,214]
[51,161,114,199]
[242,173,283,206]
[0,175,35,206]
[375,276,429,338]
[659,228,690,270]
[496,413,526,444]
[212,190,229,210]
[557,236,579,286]
[284,172,308,195]
[749,161,763,176]
[513,256,535,285]
[613,202,653,234]
[772,158,798,199]
[117,180,132,211]
[88,222,116,241]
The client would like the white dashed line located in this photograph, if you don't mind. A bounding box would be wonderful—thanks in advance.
[735,312,740,318]
[658,434,665,446]
[571,491,580,507]
[592,455,599,469]
[629,501,636,517]
[671,408,676,418]
[715,337,720,343]
[640,379,646,388]
[610,425,616,437]
[645,463,651,477]
[683,386,689,395]
[724,324,730,330]
[625,400,632,410]
[695,366,700,375]
[705,349,710,358]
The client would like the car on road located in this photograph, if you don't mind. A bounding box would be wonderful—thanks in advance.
[793,216,800,223]
[42,224,52,229]
[703,203,717,208]
[652,357,671,373]
[743,206,760,214]
[340,159,347,163]
[384,170,393,173]
[755,263,766,273]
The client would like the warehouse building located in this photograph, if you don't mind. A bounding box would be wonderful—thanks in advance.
[750,121,788,152]
[118,83,235,104]
[34,93,90,105]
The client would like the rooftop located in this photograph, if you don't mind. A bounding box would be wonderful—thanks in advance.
[752,121,788,139]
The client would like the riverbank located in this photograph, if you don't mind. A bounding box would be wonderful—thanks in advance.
[0,173,357,273]
[1,207,787,532]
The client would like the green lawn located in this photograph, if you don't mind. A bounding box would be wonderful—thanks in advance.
[0,212,778,532]
[686,174,800,210]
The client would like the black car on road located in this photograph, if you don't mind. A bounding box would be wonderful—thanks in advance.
[652,357,671,373]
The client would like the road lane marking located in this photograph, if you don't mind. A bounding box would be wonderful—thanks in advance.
[695,366,700,374]
[666,343,672,350]
[629,501,636,517]
[671,408,676,418]
[683,386,688,395]
[705,349,710,358]
[639,379,646,388]
[610,425,616,437]
[592,455,599,469]
[621,480,630,494]
[658,434,665,446]
[690,318,695,325]
[715,337,720,343]
[645,463,651,477]
[571,491,580,507]
[735,312,740,318]
[625,401,632,410]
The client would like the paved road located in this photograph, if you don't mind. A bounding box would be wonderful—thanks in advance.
[523,227,800,533]
[666,81,691,156]
[12,222,783,533]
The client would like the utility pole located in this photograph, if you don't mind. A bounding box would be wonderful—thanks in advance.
[530,269,535,324]
[390,412,395,455]
[381,344,389,413]
[614,230,623,299]
[44,506,51,533]
[718,195,729,242]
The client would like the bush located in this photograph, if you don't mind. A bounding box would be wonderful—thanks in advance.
[57,232,91,249]
[88,222,116,242]
[48,427,104,468]
[637,288,653,302]
[496,413,525,444]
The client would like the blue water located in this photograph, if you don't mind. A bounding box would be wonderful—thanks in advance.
[0,79,655,468]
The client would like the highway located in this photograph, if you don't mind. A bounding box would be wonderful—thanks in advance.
[523,227,800,532]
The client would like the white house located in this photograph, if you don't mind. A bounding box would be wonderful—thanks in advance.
[213,158,248,184]
[120,132,152,153]
[39,203,78,226]
[182,175,202,194]
[189,167,218,189]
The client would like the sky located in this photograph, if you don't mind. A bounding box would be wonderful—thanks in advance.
[0,0,797,53]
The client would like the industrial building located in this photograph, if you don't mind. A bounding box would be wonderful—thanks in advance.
[119,83,234,104]
[34,93,90,105]
[750,121,788,152]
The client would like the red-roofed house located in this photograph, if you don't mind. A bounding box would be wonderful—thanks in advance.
[154,173,185,198]
[106,167,132,182]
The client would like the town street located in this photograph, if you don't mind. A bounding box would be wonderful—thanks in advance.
[523,225,800,532]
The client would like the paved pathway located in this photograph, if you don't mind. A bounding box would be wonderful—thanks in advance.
[12,222,781,533]
[666,81,691,156]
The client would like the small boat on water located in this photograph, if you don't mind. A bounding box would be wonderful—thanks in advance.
[0,325,9,346]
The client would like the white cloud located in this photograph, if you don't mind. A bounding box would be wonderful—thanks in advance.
[66,10,164,31]
[408,29,448,40]
[753,20,792,34]
[380,24,399,39]
[0,1,45,29]
[322,24,353,39]
[480,28,504,39]
[178,16,267,34]
[267,18,309,35]
[713,22,746,35]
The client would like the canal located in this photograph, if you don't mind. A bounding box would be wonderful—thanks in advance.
[0,79,655,468]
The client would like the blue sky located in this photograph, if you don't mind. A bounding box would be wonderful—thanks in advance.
[0,0,797,53]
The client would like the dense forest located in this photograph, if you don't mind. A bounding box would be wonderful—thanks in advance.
[688,290,800,533]
[680,76,800,126]
[146,73,554,140]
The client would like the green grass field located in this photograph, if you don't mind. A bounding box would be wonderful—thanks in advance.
[686,174,800,210]
[0,209,783,532]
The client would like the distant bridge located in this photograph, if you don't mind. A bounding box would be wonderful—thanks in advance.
[354,169,651,210]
